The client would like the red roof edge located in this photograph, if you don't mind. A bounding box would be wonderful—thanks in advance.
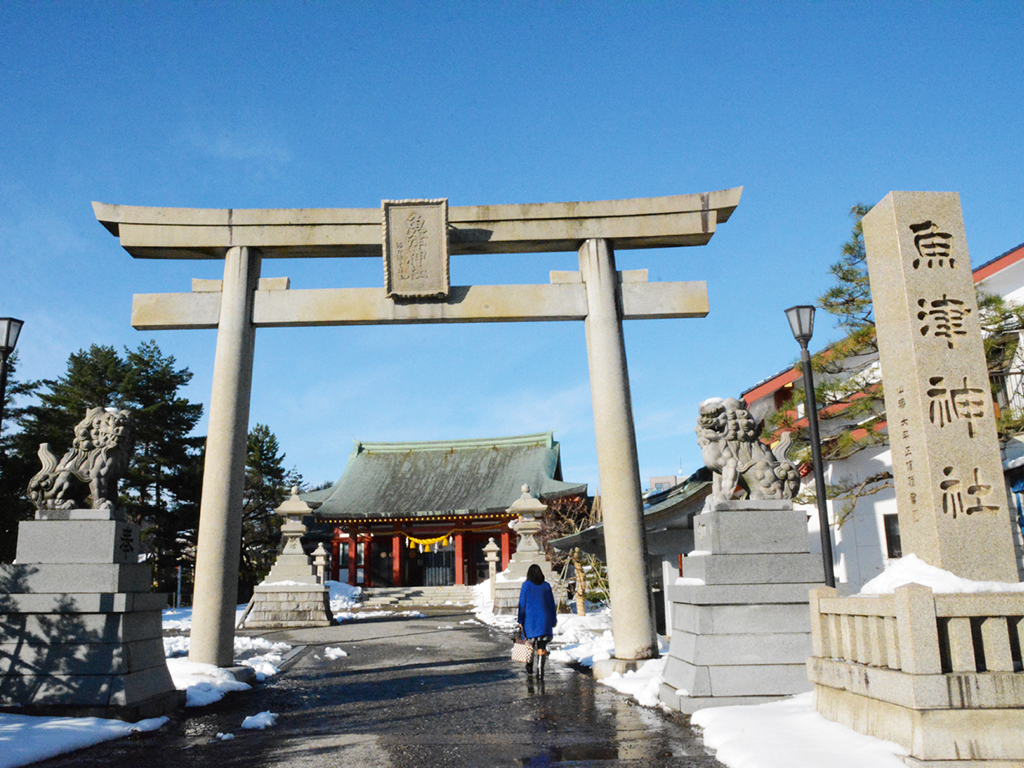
[743,367,800,405]
[973,242,1024,283]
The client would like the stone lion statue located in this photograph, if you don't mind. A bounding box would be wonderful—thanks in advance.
[696,397,800,501]
[27,407,134,512]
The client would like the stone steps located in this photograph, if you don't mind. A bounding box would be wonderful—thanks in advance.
[360,586,477,609]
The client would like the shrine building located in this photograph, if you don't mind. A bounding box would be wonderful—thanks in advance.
[306,432,586,588]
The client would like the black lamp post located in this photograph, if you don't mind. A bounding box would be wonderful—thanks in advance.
[784,305,836,588]
[0,318,24,437]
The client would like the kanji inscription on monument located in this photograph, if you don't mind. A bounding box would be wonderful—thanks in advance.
[863,191,1017,581]
[383,198,449,298]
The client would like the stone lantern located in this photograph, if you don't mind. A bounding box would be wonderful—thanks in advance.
[492,485,563,614]
[483,537,500,603]
[241,487,333,628]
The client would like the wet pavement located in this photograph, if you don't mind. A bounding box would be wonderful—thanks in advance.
[32,611,725,767]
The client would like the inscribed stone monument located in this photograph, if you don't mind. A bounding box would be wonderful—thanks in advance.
[807,191,1024,765]
[862,191,1017,581]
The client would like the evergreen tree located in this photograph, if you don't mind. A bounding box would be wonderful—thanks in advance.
[239,423,301,600]
[0,353,41,562]
[120,341,204,593]
[8,342,204,580]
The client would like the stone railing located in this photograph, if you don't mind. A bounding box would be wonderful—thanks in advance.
[810,584,1024,677]
[808,583,1024,763]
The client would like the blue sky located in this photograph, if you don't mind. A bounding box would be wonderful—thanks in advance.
[2,1,1023,491]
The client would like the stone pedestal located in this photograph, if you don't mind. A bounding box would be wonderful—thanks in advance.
[659,499,824,713]
[0,512,182,721]
[240,488,332,629]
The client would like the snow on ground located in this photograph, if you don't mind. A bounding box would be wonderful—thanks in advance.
[327,580,361,613]
[326,580,426,621]
[0,715,168,768]
[240,711,278,730]
[692,693,908,768]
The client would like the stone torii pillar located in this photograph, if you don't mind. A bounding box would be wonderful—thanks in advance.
[580,238,658,664]
[190,246,260,665]
[92,190,742,668]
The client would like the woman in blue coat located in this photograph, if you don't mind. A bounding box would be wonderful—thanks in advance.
[517,564,557,677]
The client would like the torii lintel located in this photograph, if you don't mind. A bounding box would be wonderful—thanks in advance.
[92,188,742,260]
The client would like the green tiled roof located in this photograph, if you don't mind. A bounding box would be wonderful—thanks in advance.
[310,432,586,520]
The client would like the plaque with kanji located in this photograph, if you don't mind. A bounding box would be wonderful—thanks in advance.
[383,199,449,299]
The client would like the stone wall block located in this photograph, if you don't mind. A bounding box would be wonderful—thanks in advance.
[694,505,809,555]
[682,553,824,585]
[16,520,141,565]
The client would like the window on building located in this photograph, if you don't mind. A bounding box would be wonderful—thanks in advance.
[883,514,902,559]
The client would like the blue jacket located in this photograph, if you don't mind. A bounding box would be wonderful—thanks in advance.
[517,579,557,639]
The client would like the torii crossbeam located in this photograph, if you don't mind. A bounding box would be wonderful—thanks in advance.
[94,188,741,671]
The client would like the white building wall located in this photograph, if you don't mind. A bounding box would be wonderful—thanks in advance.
[798,444,898,594]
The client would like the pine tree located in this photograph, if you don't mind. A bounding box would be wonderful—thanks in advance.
[9,342,203,581]
[0,353,41,562]
[768,205,887,467]
[119,341,204,592]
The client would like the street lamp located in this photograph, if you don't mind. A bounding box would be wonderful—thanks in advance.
[0,317,24,436]
[784,305,836,588]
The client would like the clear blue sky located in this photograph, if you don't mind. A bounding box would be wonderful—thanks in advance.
[2,2,1022,491]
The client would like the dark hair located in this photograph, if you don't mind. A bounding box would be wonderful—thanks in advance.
[527,564,545,585]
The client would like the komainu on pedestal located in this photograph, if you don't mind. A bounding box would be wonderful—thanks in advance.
[1,408,184,721]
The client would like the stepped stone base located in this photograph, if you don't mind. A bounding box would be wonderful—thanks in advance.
[242,583,333,628]
[659,499,824,713]
[816,683,1024,765]
[0,515,182,721]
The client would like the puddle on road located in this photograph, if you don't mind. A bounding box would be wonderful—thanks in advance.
[517,665,709,764]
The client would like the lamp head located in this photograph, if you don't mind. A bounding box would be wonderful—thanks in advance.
[784,305,815,348]
[0,318,23,357]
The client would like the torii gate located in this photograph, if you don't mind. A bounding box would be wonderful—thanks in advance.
[93,189,742,671]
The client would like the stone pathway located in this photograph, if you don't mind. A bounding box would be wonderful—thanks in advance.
[32,611,725,767]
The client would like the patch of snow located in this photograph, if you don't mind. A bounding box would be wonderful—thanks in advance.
[161,604,248,632]
[324,646,348,659]
[216,732,235,741]
[163,634,291,683]
[859,553,1024,595]
[327,580,362,613]
[240,711,278,730]
[0,715,166,768]
[471,578,519,630]
[692,692,908,768]
[599,657,668,709]
[333,608,425,622]
[166,659,252,707]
